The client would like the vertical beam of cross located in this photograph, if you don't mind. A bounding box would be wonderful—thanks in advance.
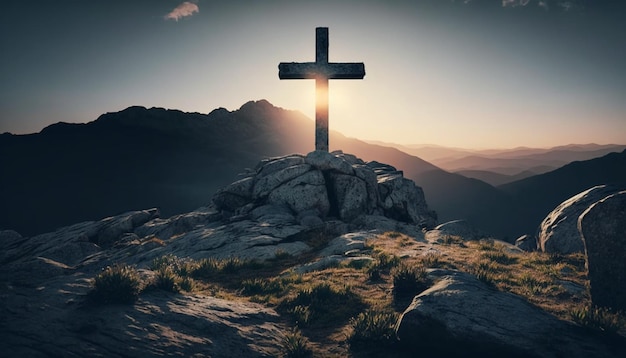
[279,27,365,152]
[316,28,329,152]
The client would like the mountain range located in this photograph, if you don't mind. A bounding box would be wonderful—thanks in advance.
[367,141,626,184]
[2,99,625,241]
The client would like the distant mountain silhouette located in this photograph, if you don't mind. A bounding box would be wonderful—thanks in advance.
[498,150,626,237]
[371,141,625,176]
[0,101,311,236]
[2,100,625,241]
[430,146,626,176]
[454,169,537,186]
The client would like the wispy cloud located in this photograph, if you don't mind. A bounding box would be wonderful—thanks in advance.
[164,1,199,21]
[501,0,584,11]
[502,0,531,7]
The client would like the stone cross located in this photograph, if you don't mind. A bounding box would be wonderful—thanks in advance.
[279,27,365,152]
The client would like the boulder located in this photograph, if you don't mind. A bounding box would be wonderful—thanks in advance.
[95,209,160,247]
[211,152,437,229]
[579,190,626,311]
[396,269,622,358]
[256,155,305,177]
[433,219,487,241]
[329,173,369,221]
[267,170,330,216]
[252,163,313,198]
[353,164,379,210]
[305,150,354,175]
[538,185,618,254]
[319,232,373,257]
[212,177,254,211]
[376,172,437,227]
[515,234,537,252]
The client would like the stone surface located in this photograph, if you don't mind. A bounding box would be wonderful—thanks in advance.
[330,173,369,221]
[212,152,437,229]
[538,185,618,254]
[253,163,313,198]
[374,168,437,228]
[432,219,487,241]
[212,176,254,211]
[579,190,626,311]
[396,269,623,358]
[319,232,373,257]
[267,170,330,216]
[305,150,354,175]
[22,153,626,357]
[1,284,285,358]
[515,234,537,252]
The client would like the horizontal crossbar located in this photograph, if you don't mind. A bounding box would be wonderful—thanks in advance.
[279,62,365,79]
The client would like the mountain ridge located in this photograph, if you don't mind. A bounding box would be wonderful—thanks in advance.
[2,100,625,241]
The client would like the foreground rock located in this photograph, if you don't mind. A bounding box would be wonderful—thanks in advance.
[537,185,618,254]
[2,152,624,357]
[1,281,284,358]
[580,190,626,311]
[0,152,437,357]
[396,269,624,358]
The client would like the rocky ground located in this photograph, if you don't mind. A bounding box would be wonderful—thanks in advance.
[1,152,625,357]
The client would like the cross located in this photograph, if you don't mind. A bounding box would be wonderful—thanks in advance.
[279,27,365,152]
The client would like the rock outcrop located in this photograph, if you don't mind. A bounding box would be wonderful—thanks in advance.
[579,190,626,311]
[537,185,619,254]
[2,152,625,357]
[213,151,437,229]
[0,152,439,357]
[396,269,621,358]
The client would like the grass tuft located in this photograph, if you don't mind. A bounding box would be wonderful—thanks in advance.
[90,264,142,304]
[281,328,312,358]
[152,266,180,293]
[348,309,399,349]
[391,263,429,298]
[570,306,625,334]
[283,283,364,328]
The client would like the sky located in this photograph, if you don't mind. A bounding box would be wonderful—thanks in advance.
[1,0,625,149]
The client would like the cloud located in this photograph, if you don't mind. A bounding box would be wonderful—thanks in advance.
[502,0,531,7]
[558,1,583,12]
[164,1,199,21]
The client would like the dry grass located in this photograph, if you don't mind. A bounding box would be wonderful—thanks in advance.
[134,231,622,357]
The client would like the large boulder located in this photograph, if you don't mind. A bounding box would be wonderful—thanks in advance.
[579,190,626,311]
[329,172,369,221]
[538,185,618,254]
[368,162,437,228]
[212,151,437,229]
[396,269,623,358]
[267,170,330,216]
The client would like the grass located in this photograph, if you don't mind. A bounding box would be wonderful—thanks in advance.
[281,328,312,358]
[570,306,625,334]
[440,235,465,246]
[348,309,399,349]
[391,263,429,298]
[87,231,621,356]
[152,266,181,293]
[281,282,365,328]
[90,264,142,304]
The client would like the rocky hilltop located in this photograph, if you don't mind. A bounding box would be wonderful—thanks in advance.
[1,152,624,357]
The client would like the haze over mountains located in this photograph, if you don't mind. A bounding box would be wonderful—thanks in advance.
[2,100,625,241]
[367,140,626,185]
